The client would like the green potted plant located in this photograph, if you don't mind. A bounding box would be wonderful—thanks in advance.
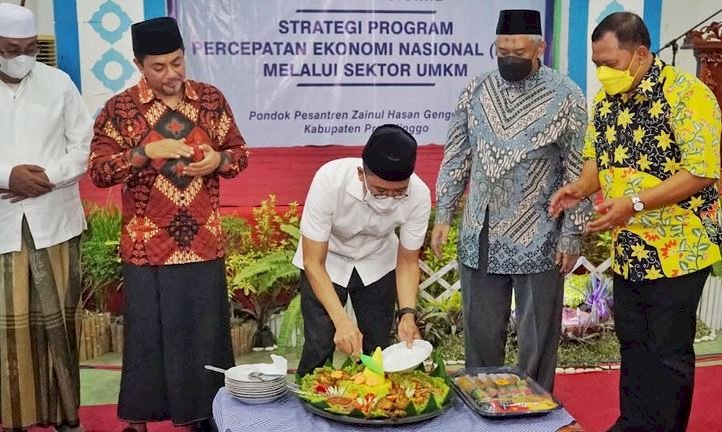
[227,226,300,350]
[81,203,123,313]
[225,195,301,350]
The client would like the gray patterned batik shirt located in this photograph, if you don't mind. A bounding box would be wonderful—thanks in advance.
[436,65,591,274]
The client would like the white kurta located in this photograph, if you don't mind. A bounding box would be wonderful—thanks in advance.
[292,158,431,287]
[0,62,92,254]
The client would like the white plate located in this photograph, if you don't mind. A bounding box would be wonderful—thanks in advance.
[226,386,287,395]
[229,389,288,404]
[233,394,287,404]
[228,390,287,398]
[225,384,286,392]
[225,376,286,384]
[226,385,287,395]
[228,385,287,394]
[226,383,286,390]
[381,340,433,373]
[225,378,286,387]
[224,364,286,383]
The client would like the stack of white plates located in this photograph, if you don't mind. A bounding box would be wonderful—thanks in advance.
[224,364,288,404]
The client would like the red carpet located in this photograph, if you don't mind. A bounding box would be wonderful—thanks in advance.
[29,407,176,432]
[79,145,445,218]
[553,365,722,432]
[80,407,177,432]
[25,365,720,431]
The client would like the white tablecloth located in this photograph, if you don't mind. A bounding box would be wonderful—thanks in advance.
[213,388,576,432]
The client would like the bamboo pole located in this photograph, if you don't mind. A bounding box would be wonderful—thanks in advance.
[78,315,85,362]
[92,314,99,359]
[81,313,90,361]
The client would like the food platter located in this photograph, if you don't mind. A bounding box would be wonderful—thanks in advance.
[452,367,562,418]
[295,348,453,425]
[300,394,452,426]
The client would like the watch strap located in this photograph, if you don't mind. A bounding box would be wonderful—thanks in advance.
[397,307,417,320]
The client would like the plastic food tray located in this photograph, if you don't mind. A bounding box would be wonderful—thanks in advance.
[451,367,562,419]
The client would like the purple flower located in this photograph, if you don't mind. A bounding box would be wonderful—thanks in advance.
[586,274,613,325]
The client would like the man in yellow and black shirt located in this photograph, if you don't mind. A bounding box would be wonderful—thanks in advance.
[549,12,721,432]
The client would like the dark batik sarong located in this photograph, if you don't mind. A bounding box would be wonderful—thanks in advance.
[0,220,81,430]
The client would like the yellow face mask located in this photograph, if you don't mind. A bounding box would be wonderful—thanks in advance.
[596,52,641,95]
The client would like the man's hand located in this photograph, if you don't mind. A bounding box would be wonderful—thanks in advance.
[549,183,586,219]
[7,165,54,199]
[397,314,421,348]
[430,224,450,258]
[144,138,193,160]
[184,144,222,177]
[586,198,634,233]
[333,317,363,357]
[0,189,28,203]
[555,252,579,274]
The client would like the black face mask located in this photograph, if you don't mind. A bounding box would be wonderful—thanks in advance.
[497,56,534,82]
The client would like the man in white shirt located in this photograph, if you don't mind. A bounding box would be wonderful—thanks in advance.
[293,124,431,376]
[0,4,92,431]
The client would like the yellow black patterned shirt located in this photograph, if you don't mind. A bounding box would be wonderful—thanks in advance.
[583,57,722,282]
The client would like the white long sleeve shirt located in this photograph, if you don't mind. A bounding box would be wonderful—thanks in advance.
[0,62,92,254]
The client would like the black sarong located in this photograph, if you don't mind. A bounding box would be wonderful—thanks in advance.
[118,259,234,425]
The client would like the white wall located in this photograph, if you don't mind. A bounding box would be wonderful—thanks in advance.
[76,0,146,114]
[658,0,722,76]
[1,0,55,35]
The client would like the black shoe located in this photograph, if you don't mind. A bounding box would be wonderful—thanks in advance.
[606,420,625,432]
[191,420,214,432]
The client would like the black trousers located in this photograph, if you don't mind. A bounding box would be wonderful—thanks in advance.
[612,268,709,432]
[119,259,234,426]
[460,222,563,392]
[297,269,397,376]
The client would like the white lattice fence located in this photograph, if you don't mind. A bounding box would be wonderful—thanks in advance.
[269,256,722,348]
[699,276,722,330]
[415,256,614,303]
[417,256,722,330]
[418,260,460,302]
[570,257,722,330]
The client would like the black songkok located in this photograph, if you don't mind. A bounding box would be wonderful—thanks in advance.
[496,9,542,35]
[132,17,184,56]
[362,124,417,182]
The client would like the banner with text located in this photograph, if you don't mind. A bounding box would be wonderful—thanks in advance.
[176,0,548,147]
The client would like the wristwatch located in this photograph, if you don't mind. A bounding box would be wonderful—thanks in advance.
[631,195,645,212]
[397,307,417,320]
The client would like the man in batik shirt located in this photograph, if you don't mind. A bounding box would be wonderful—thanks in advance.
[432,9,590,391]
[550,12,721,432]
[88,17,248,432]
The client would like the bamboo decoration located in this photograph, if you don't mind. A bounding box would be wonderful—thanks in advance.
[111,320,124,353]
[80,314,259,360]
[231,321,256,357]
[78,312,113,361]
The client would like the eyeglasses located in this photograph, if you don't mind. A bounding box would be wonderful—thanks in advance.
[362,172,409,200]
[0,46,39,58]
[373,192,409,200]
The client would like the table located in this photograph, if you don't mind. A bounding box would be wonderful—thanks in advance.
[213,388,581,432]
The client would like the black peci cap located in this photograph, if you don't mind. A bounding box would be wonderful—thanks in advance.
[132,17,184,56]
[362,124,418,181]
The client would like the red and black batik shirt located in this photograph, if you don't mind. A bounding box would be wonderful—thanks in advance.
[89,78,249,266]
